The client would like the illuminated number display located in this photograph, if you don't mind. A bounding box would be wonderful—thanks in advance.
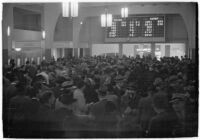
[105,15,165,42]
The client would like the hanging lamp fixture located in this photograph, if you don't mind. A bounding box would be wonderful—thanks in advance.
[121,7,128,18]
[101,9,112,27]
[62,1,78,17]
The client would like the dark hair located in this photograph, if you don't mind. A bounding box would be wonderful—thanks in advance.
[105,101,116,113]
[26,61,30,65]
[76,80,85,88]
[32,81,42,94]
[40,90,54,104]
[16,82,27,95]
[152,92,169,110]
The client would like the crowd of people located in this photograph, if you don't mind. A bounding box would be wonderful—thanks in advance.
[3,54,198,138]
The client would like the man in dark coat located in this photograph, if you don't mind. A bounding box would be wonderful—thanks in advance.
[138,87,156,134]
[7,82,33,137]
[148,92,177,138]
[54,90,93,138]
[35,90,55,137]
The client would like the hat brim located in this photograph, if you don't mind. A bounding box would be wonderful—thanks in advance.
[169,98,185,103]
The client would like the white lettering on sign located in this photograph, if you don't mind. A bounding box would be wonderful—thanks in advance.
[150,17,158,20]
[114,19,122,22]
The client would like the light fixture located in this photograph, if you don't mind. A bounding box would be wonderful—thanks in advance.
[15,48,21,52]
[121,7,128,18]
[7,26,10,36]
[62,1,78,17]
[62,2,69,17]
[42,30,46,39]
[106,14,112,27]
[101,14,106,27]
[71,1,78,17]
[101,9,112,27]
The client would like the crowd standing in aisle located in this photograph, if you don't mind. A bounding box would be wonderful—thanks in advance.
[3,54,198,138]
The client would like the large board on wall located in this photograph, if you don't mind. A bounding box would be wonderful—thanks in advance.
[105,15,165,43]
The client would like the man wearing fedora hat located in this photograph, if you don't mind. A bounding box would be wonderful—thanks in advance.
[148,92,177,137]
[170,93,198,137]
[54,88,94,137]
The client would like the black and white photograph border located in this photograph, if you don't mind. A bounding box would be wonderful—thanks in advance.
[0,0,199,139]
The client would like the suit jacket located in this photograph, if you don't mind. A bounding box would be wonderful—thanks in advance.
[138,96,156,131]
[148,111,177,138]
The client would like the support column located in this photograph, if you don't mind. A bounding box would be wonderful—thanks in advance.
[77,48,80,58]
[151,43,155,58]
[119,43,123,58]
[165,45,170,57]
[62,48,65,58]
[88,42,92,57]
[73,48,78,57]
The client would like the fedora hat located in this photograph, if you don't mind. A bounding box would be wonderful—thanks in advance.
[170,93,188,103]
[61,81,74,88]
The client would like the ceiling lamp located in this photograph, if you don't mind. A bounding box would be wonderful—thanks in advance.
[62,2,69,17]
[71,1,78,17]
[15,48,21,52]
[42,30,46,39]
[101,9,112,27]
[121,7,128,18]
[7,26,10,36]
[62,1,78,17]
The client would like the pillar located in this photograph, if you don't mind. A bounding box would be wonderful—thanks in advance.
[62,48,65,58]
[165,45,170,57]
[151,43,155,58]
[119,43,123,58]
[73,48,78,57]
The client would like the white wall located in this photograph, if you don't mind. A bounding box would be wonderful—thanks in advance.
[156,43,185,59]
[122,44,135,57]
[92,44,119,56]
[13,29,42,41]
[170,43,185,58]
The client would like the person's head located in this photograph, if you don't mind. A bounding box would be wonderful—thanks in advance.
[76,80,85,89]
[170,93,187,113]
[26,60,30,65]
[40,90,55,106]
[115,76,124,88]
[97,86,108,100]
[152,92,169,113]
[15,82,27,96]
[154,77,164,91]
[32,81,43,96]
[32,61,36,65]
[105,101,116,114]
[27,86,35,98]
[147,85,156,97]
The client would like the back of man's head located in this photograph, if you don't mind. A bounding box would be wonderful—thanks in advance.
[153,92,169,110]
